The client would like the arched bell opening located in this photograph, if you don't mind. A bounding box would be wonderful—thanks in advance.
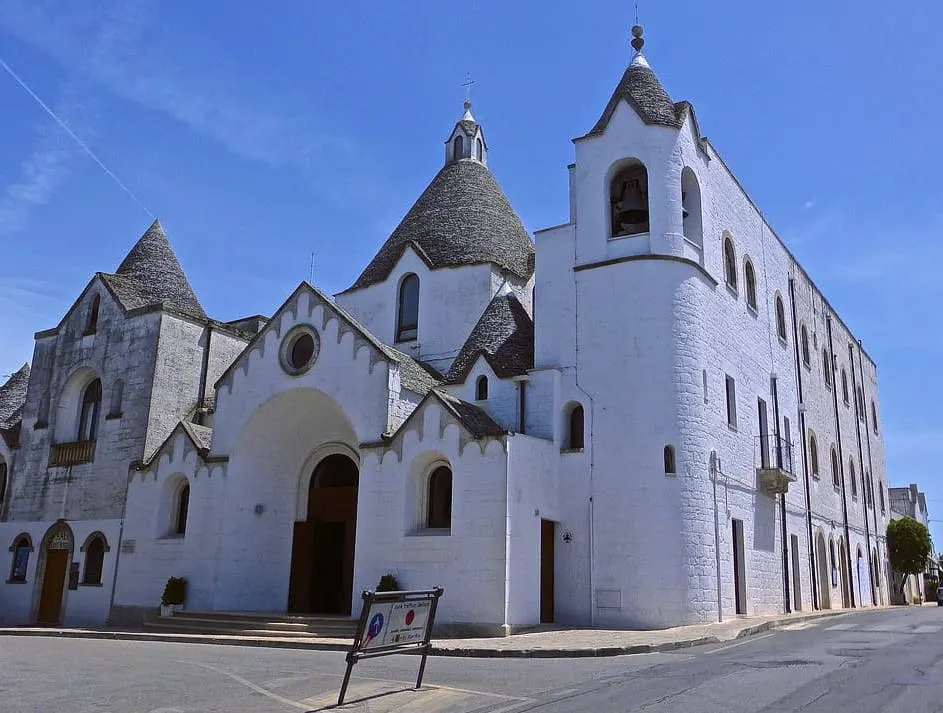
[609,160,650,238]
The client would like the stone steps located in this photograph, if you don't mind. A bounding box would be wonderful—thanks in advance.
[144,611,358,640]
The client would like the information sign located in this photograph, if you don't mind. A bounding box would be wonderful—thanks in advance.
[337,587,443,705]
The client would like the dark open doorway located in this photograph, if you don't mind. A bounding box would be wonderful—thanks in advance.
[540,519,555,624]
[732,518,746,615]
[288,453,358,615]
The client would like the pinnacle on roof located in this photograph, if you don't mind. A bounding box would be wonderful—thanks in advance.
[108,219,206,318]
[586,24,683,135]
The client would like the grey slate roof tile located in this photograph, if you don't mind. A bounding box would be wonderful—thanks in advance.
[345,159,534,291]
[107,219,206,318]
[586,55,682,135]
[447,292,533,383]
[434,390,506,437]
[0,364,30,430]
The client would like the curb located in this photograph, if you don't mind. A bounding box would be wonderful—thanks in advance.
[0,608,864,659]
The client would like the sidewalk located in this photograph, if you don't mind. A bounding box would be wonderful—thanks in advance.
[0,607,875,659]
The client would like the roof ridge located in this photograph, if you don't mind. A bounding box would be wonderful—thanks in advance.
[447,290,534,383]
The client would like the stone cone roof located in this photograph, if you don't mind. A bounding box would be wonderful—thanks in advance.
[0,363,30,429]
[447,292,533,383]
[346,160,534,291]
[107,219,206,318]
[587,53,683,135]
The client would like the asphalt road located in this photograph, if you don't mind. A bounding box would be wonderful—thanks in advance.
[1,606,941,712]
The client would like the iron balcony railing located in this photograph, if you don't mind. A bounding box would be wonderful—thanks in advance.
[754,434,794,474]
[49,440,96,467]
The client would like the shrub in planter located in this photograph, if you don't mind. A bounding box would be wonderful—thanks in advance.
[161,576,188,607]
[376,574,401,592]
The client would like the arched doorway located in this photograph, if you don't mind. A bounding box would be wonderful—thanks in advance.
[816,532,831,610]
[35,522,74,625]
[838,539,851,608]
[288,453,359,615]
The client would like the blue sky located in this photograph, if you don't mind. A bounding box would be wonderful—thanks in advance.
[1,1,941,544]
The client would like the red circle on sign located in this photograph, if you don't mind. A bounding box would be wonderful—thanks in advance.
[405,609,415,626]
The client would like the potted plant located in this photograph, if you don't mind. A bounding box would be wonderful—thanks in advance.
[160,576,187,616]
[376,573,401,592]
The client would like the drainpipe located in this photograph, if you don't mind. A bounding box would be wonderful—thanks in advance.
[788,278,818,610]
[770,375,790,613]
[107,460,138,624]
[848,343,873,605]
[573,275,596,626]
[826,316,855,608]
[857,342,880,600]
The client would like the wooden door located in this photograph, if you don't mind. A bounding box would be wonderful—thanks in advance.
[540,520,555,624]
[311,522,347,614]
[38,550,68,625]
[288,521,315,613]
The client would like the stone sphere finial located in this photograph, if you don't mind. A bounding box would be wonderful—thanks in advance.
[631,24,645,52]
[464,100,472,112]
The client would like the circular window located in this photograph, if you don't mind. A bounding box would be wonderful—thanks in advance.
[280,326,320,375]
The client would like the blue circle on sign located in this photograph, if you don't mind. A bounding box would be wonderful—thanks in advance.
[368,612,384,638]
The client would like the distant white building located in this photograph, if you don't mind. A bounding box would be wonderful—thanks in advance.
[0,26,892,631]
[888,484,935,604]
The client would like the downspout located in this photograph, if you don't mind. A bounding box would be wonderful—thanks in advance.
[573,274,596,626]
[107,460,138,624]
[848,343,873,605]
[826,316,855,608]
[771,375,790,613]
[788,277,818,609]
[857,342,881,601]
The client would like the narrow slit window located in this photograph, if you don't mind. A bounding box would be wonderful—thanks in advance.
[663,445,676,474]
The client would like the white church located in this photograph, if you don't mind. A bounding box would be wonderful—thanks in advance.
[0,27,892,632]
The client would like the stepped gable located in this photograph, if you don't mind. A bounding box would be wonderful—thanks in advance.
[447,292,533,383]
[346,159,534,291]
[100,219,206,318]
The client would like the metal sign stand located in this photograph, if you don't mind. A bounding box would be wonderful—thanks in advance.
[338,587,443,706]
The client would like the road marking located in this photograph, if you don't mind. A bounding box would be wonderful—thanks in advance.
[707,632,776,654]
[778,621,821,631]
[914,625,941,634]
[187,662,310,710]
[826,624,853,631]
[312,670,531,701]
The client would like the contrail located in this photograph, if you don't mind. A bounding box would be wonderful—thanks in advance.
[0,56,154,218]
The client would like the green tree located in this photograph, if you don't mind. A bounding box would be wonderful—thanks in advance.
[887,518,932,596]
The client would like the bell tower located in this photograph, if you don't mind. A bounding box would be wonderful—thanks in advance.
[445,100,488,167]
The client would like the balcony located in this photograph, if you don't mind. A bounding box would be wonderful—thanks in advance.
[755,435,796,494]
[50,440,96,467]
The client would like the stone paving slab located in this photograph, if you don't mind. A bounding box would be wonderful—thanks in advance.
[0,607,885,658]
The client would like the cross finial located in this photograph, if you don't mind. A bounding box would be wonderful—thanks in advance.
[462,72,475,103]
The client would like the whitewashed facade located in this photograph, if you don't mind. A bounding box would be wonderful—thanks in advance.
[1,28,892,631]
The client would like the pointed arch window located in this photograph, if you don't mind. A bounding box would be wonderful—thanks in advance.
[823,349,832,388]
[723,238,737,291]
[82,534,107,585]
[396,274,419,342]
[879,480,886,514]
[452,135,464,162]
[85,294,101,335]
[9,535,31,582]
[427,466,452,530]
[775,296,787,342]
[744,260,757,311]
[830,447,840,489]
[566,404,584,450]
[78,379,102,441]
[866,470,874,508]
[849,458,857,498]
[841,370,849,405]
[475,375,488,401]
[809,433,820,478]
[801,326,811,366]
[871,401,878,434]
[174,483,190,536]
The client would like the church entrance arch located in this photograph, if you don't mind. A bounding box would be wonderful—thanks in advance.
[35,521,74,625]
[288,450,359,615]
